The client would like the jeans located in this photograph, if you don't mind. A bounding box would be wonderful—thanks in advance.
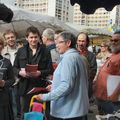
[10,87,17,120]
[20,94,32,120]
[97,98,120,114]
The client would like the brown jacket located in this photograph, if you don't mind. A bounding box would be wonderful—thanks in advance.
[94,52,120,101]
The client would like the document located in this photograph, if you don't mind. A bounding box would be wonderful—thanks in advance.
[25,64,38,73]
[107,75,120,100]
[27,87,48,94]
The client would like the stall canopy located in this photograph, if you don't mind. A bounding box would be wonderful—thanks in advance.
[0,5,78,38]
[70,0,120,14]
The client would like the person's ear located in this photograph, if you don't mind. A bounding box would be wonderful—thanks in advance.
[67,40,71,47]
[25,37,28,41]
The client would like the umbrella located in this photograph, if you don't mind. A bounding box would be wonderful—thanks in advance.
[0,19,63,38]
[70,0,120,14]
[0,4,13,23]
[0,5,78,38]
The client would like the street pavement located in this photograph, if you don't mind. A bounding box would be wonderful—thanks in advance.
[88,103,99,120]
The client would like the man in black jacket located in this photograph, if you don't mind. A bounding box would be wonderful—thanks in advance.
[14,26,53,119]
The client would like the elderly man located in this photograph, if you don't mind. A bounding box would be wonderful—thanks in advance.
[42,28,60,64]
[94,30,120,114]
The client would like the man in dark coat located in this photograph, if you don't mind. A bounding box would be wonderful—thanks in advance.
[14,26,53,119]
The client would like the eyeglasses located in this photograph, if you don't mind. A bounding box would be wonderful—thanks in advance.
[110,39,120,42]
[56,41,66,44]
[100,45,106,47]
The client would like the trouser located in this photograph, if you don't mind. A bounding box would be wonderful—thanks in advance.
[20,94,33,120]
[15,85,21,120]
[10,87,17,120]
[50,115,87,120]
[97,98,120,114]
[45,101,50,120]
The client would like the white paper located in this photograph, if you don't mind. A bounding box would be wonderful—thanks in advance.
[107,75,120,100]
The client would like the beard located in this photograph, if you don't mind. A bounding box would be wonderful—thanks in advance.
[78,45,86,50]
[110,45,120,53]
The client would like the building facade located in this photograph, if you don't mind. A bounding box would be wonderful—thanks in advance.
[15,0,120,29]
[15,0,73,22]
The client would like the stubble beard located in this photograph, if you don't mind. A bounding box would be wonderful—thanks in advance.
[110,45,120,53]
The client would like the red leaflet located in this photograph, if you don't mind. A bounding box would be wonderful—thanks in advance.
[27,87,48,94]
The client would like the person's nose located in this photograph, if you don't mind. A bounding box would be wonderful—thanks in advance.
[9,37,13,41]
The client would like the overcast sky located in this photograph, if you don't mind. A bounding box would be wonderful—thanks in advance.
[0,0,15,5]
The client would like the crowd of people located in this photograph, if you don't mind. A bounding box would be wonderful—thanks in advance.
[0,26,120,120]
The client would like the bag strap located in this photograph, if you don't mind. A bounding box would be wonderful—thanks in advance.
[30,95,46,111]
[30,95,37,109]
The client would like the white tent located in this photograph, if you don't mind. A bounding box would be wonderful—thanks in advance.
[0,5,78,38]
[66,22,112,36]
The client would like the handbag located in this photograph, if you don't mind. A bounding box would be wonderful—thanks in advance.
[24,112,44,120]
[24,95,47,120]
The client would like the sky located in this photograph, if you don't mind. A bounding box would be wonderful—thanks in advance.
[0,0,15,5]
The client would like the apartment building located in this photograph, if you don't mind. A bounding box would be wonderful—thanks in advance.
[109,5,120,28]
[73,3,120,28]
[15,0,48,15]
[15,0,73,22]
[14,0,120,28]
[73,4,110,28]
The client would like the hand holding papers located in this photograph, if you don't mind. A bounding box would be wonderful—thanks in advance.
[25,64,42,78]
[27,80,52,94]
[25,64,38,73]
[107,75,120,101]
[27,87,48,94]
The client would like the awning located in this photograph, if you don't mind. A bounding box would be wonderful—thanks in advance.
[70,0,120,14]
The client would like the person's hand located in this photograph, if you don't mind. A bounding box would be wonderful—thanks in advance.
[35,94,43,101]
[26,70,41,78]
[46,84,52,92]
[19,69,27,78]
[0,80,5,87]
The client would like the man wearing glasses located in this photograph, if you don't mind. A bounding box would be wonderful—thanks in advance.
[94,30,120,115]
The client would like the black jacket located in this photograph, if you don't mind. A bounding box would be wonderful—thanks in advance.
[14,43,53,95]
[0,55,15,106]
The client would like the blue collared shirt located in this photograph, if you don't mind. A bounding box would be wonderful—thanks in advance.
[42,48,89,118]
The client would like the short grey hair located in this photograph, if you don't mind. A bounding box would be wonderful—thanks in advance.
[42,28,55,41]
[59,31,76,48]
